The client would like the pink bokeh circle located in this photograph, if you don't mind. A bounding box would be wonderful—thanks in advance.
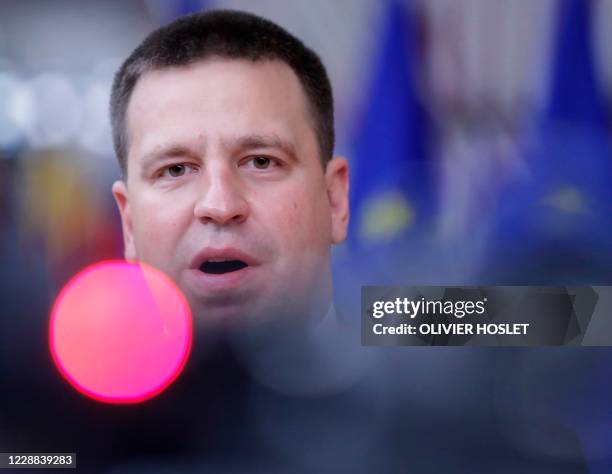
[49,260,192,404]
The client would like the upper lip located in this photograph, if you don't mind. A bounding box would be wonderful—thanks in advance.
[190,247,260,269]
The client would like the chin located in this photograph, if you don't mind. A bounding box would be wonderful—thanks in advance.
[188,298,248,327]
[187,293,318,331]
[188,294,283,327]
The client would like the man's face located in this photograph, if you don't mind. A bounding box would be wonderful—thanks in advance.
[112,58,349,326]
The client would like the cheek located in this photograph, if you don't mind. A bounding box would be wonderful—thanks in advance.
[130,193,192,265]
[269,185,332,255]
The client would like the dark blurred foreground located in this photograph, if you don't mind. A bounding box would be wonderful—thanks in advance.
[0,284,606,473]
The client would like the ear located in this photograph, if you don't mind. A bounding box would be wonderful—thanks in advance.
[111,180,137,261]
[325,156,350,244]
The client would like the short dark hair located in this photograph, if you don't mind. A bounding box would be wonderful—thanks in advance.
[110,9,335,177]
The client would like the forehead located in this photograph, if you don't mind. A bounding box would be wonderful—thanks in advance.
[125,58,317,164]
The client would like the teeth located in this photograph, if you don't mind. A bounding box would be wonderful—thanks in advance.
[207,258,229,263]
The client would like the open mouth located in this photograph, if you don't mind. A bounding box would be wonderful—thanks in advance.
[199,259,249,275]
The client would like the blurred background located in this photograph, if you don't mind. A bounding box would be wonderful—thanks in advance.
[1,0,612,472]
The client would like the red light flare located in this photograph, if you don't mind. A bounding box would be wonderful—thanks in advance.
[49,260,192,404]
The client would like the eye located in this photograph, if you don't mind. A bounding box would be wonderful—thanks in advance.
[160,164,196,178]
[168,164,187,177]
[251,156,272,170]
[244,155,283,171]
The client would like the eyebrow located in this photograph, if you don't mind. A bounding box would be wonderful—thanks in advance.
[139,144,199,176]
[137,133,299,175]
[228,134,299,162]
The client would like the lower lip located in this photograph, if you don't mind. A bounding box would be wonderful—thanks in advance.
[185,265,257,293]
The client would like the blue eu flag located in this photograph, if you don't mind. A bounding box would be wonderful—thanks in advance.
[348,0,434,253]
[488,0,612,283]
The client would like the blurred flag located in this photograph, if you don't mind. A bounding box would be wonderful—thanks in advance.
[175,0,205,17]
[333,0,435,319]
[487,0,612,283]
[548,0,607,127]
[146,0,207,24]
[348,0,434,252]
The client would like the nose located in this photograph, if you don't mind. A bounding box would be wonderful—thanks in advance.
[193,167,249,226]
